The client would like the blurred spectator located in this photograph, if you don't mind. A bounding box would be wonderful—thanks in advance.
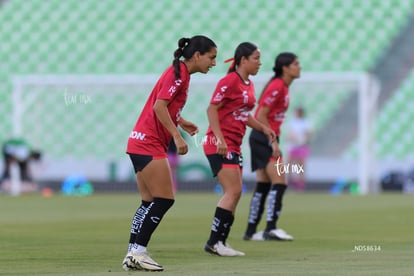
[287,107,312,191]
[1,137,41,194]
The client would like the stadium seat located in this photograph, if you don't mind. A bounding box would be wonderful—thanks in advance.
[1,0,414,160]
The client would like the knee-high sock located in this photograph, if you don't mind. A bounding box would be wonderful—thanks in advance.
[207,207,233,246]
[221,213,234,245]
[266,184,287,231]
[245,182,271,236]
[128,200,151,252]
[135,197,175,247]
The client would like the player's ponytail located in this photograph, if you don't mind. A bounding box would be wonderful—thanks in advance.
[173,38,191,79]
[226,42,258,74]
[173,35,216,79]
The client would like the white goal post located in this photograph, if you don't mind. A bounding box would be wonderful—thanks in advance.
[10,72,380,194]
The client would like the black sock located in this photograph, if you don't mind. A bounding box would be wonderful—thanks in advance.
[128,200,151,252]
[221,213,234,244]
[265,184,287,232]
[135,197,174,247]
[207,207,233,246]
[245,182,271,236]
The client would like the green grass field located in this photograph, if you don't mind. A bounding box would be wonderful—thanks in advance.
[1,191,413,276]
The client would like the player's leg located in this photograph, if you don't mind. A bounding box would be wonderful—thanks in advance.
[244,130,272,240]
[263,157,293,241]
[132,158,174,271]
[204,154,245,256]
[123,156,174,271]
[243,168,271,240]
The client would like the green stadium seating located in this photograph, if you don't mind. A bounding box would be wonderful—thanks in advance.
[1,0,414,159]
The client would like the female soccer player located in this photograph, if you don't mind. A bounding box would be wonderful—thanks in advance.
[123,35,217,271]
[243,52,301,241]
[203,42,276,256]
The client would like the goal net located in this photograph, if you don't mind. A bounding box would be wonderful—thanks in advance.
[11,72,380,194]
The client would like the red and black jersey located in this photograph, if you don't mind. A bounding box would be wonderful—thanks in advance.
[255,78,289,136]
[126,62,190,156]
[203,72,256,155]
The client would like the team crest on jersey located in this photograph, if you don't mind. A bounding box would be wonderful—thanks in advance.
[226,152,233,160]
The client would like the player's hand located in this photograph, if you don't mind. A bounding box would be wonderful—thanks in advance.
[263,126,276,143]
[271,140,282,159]
[173,134,188,155]
[179,119,199,136]
[216,138,228,157]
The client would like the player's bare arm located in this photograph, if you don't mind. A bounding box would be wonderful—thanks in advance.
[178,117,199,136]
[206,103,227,156]
[153,99,188,155]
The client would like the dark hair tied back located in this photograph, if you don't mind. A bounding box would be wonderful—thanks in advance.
[172,35,216,79]
[173,38,190,78]
[227,42,257,73]
[273,52,297,77]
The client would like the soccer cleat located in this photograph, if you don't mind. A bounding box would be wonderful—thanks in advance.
[263,228,294,241]
[122,252,142,271]
[204,241,245,256]
[130,251,164,271]
[225,243,245,256]
[243,231,265,241]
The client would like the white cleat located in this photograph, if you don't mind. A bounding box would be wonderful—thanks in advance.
[243,231,265,241]
[225,243,245,256]
[130,250,164,271]
[204,241,245,256]
[263,228,294,241]
[122,252,142,271]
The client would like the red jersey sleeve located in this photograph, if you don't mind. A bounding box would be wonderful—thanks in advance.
[260,80,284,109]
[157,72,185,102]
[209,77,235,105]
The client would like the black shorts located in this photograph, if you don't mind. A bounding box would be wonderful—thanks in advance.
[249,129,280,172]
[206,152,243,177]
[128,153,166,173]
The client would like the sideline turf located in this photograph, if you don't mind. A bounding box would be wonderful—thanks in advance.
[0,192,413,275]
